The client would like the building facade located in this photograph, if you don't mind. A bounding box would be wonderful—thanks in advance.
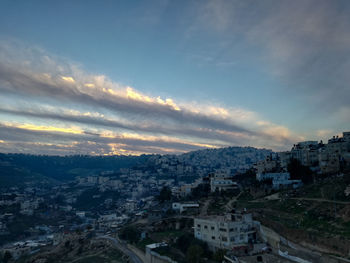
[194,213,257,251]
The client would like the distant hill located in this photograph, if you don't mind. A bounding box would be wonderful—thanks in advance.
[0,161,56,188]
[0,146,273,186]
[0,153,152,184]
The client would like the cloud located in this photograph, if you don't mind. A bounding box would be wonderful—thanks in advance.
[0,123,220,155]
[188,0,350,113]
[316,129,333,140]
[0,40,299,154]
[0,52,253,135]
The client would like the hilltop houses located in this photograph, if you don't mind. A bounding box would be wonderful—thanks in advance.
[280,131,350,174]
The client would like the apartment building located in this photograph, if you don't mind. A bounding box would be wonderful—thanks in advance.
[194,213,257,251]
[256,172,302,190]
[209,172,239,192]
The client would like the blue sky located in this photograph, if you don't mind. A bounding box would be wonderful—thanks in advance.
[0,0,349,155]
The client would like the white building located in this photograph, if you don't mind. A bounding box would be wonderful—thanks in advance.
[210,172,239,192]
[194,213,257,251]
[172,202,199,213]
[76,211,86,218]
[256,172,302,190]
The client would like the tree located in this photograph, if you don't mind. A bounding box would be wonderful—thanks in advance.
[3,251,12,263]
[119,226,140,244]
[191,183,210,198]
[64,240,71,249]
[186,245,203,263]
[287,158,313,184]
[213,249,226,262]
[157,186,172,202]
[261,178,273,186]
[176,233,193,253]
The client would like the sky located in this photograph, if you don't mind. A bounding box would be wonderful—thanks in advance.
[0,0,349,155]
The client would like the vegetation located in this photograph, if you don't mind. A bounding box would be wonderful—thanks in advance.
[191,183,210,199]
[0,153,151,183]
[119,226,141,244]
[74,188,120,210]
[2,251,12,263]
[175,233,211,260]
[234,168,258,187]
[288,158,313,184]
[157,186,172,202]
[186,245,203,263]
[236,173,350,257]
[0,164,54,188]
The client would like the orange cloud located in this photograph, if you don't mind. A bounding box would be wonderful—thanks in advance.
[4,122,83,135]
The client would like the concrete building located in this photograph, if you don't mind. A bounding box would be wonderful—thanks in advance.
[319,132,350,174]
[172,202,199,213]
[279,151,291,170]
[194,212,257,251]
[210,172,239,192]
[255,155,278,174]
[256,172,302,190]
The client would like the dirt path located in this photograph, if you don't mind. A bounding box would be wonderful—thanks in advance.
[290,197,350,205]
[225,191,243,211]
[68,250,107,263]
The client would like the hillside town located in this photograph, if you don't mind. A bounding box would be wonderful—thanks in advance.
[0,132,350,263]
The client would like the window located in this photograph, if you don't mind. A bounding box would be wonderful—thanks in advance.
[222,236,227,241]
[229,228,234,232]
[197,224,201,228]
[204,225,208,229]
[211,226,215,230]
[219,228,227,232]
[212,236,215,240]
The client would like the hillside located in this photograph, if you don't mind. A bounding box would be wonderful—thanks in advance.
[0,153,152,182]
[0,146,273,187]
[180,146,273,170]
[0,161,56,189]
[236,173,350,258]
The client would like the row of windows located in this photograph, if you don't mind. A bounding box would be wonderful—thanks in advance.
[198,224,249,233]
[223,235,245,242]
[201,233,246,243]
[197,224,215,230]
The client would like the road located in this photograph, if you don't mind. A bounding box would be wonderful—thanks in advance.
[97,235,144,263]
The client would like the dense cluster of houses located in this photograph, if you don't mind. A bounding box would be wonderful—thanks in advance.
[253,131,350,190]
[280,131,350,174]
